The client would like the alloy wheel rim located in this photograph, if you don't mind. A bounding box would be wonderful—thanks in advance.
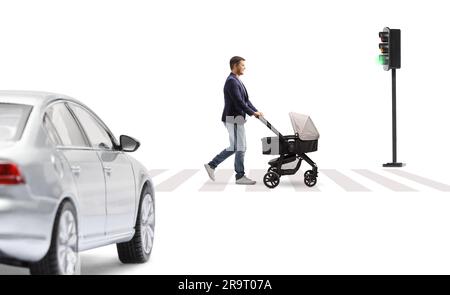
[140,194,155,255]
[57,210,79,275]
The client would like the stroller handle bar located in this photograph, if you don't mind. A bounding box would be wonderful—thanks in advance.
[258,115,284,138]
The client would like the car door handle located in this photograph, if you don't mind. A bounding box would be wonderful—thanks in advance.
[103,166,112,175]
[71,166,81,175]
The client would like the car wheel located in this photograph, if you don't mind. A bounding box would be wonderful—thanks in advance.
[117,185,155,263]
[30,201,80,275]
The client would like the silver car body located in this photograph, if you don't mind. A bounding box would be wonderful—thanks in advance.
[0,91,154,264]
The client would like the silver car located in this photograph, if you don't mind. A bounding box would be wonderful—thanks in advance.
[0,91,155,275]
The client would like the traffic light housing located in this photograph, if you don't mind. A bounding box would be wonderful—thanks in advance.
[378,27,401,71]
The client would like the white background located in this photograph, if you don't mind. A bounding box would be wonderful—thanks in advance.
[1,0,450,275]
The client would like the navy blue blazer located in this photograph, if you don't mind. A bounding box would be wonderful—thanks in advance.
[221,73,258,122]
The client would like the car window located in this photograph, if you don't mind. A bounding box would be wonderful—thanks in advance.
[43,114,62,145]
[69,104,114,150]
[0,103,32,141]
[45,103,88,147]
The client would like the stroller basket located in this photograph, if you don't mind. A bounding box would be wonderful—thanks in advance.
[261,136,318,155]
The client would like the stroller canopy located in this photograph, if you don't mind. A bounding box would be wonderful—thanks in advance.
[289,112,320,141]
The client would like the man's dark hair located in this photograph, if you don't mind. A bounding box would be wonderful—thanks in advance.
[230,56,245,70]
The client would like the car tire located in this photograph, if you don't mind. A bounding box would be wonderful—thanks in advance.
[116,185,155,263]
[29,200,80,275]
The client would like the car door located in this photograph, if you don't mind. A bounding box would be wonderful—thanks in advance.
[68,103,136,237]
[44,102,106,241]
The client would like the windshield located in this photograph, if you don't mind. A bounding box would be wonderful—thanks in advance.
[0,103,33,141]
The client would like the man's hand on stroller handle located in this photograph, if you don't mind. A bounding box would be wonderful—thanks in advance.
[254,111,264,118]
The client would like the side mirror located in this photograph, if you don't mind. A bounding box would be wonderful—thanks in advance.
[120,135,140,152]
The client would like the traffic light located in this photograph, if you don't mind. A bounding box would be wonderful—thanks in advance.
[378,27,401,71]
[379,27,405,167]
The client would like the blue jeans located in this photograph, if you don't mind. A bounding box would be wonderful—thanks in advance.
[208,122,247,180]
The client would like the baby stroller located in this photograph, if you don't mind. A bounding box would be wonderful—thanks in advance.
[259,112,319,189]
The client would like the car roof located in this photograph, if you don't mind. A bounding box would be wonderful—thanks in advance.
[0,90,80,107]
[0,90,118,145]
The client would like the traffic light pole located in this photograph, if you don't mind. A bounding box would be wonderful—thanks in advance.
[383,68,404,167]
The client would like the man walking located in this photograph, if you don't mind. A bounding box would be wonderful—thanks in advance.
[204,56,263,185]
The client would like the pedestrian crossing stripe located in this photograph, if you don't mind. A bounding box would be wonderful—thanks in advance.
[149,169,450,193]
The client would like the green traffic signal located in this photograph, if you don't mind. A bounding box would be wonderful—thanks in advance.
[378,55,388,65]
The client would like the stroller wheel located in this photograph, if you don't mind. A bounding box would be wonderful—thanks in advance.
[304,170,317,187]
[263,172,280,189]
